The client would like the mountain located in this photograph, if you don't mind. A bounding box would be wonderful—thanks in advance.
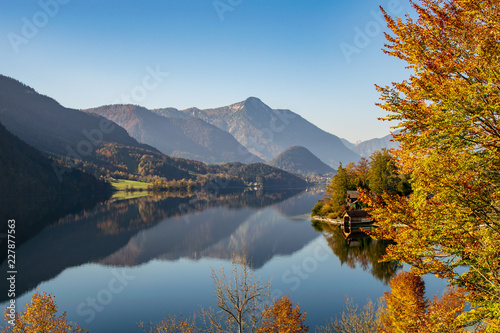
[161,97,361,167]
[0,76,224,181]
[152,107,190,119]
[0,121,111,198]
[340,138,356,150]
[0,76,317,189]
[0,75,152,157]
[218,162,308,189]
[85,104,263,164]
[0,121,113,263]
[267,146,336,176]
[353,132,400,157]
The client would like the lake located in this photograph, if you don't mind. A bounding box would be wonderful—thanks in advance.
[0,189,446,332]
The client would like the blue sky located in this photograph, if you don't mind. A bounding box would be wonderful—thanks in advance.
[0,0,413,142]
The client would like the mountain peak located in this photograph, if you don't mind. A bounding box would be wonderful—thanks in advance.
[242,97,268,109]
[244,96,263,104]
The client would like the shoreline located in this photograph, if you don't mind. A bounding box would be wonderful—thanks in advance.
[310,215,343,225]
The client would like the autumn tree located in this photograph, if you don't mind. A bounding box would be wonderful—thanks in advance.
[367,149,410,195]
[320,163,352,218]
[256,296,308,333]
[313,152,408,219]
[425,286,467,333]
[377,271,428,332]
[2,291,86,333]
[345,157,370,190]
[377,271,467,333]
[357,0,500,328]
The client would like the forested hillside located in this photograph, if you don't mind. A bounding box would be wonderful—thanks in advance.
[267,146,335,176]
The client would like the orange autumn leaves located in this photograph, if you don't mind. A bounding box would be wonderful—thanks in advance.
[362,0,500,328]
[378,271,466,333]
[2,292,86,333]
[257,296,308,333]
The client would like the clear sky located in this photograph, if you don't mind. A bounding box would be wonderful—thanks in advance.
[0,0,413,142]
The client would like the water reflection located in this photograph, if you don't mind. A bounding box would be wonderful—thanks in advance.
[312,220,401,284]
[0,189,320,302]
[0,192,111,263]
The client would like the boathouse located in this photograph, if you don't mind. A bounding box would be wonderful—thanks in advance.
[343,210,372,233]
[343,210,372,224]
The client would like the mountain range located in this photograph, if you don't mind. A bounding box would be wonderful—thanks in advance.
[0,76,150,157]
[87,97,361,169]
[84,104,263,164]
[0,74,399,189]
[152,97,361,167]
[343,132,400,158]
[0,75,306,189]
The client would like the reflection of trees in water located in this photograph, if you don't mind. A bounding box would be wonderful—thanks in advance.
[0,191,110,262]
[0,189,305,303]
[58,189,305,236]
[313,221,401,284]
[96,189,311,267]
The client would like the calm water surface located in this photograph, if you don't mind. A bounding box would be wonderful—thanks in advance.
[0,189,445,332]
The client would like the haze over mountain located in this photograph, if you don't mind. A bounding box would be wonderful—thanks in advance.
[0,75,151,157]
[0,122,110,199]
[267,146,335,176]
[340,138,356,150]
[153,97,361,167]
[0,75,208,181]
[351,132,400,157]
[85,104,263,164]
[0,76,306,188]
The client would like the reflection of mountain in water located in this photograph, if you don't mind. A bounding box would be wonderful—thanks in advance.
[275,189,324,218]
[312,221,401,284]
[100,190,321,268]
[0,189,322,302]
[99,206,255,265]
[199,208,318,268]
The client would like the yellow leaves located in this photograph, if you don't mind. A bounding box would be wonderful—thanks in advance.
[426,285,468,332]
[2,291,86,333]
[375,0,500,325]
[378,271,428,333]
[257,296,308,333]
[378,271,467,333]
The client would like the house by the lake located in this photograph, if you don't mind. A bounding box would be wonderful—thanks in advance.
[343,209,372,234]
[343,210,372,224]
